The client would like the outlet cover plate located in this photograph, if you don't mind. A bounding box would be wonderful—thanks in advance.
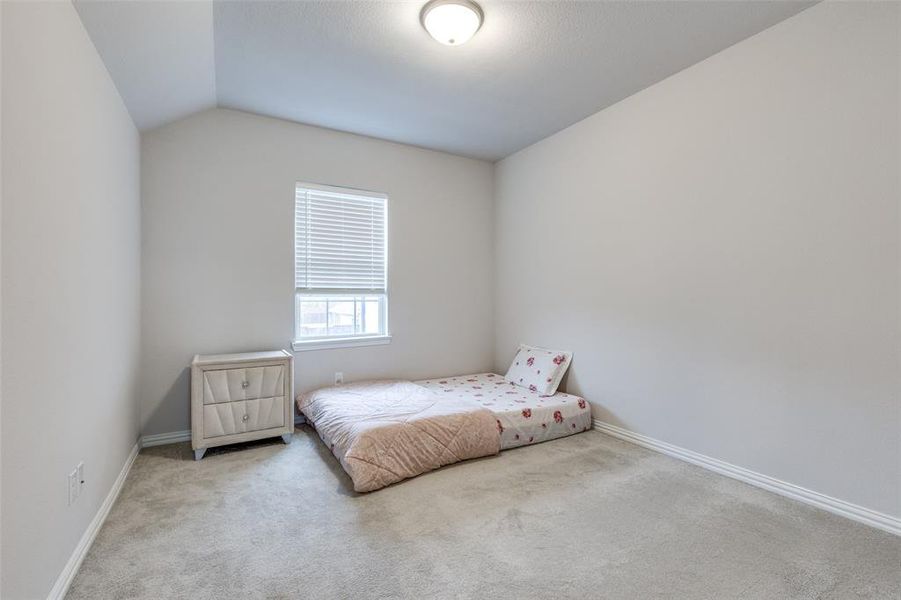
[68,469,79,506]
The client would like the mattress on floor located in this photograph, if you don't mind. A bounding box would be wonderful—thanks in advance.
[415,373,592,450]
[297,380,500,492]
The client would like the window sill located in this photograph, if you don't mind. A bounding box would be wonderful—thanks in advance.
[292,335,392,352]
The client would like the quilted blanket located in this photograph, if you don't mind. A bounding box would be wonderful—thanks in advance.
[297,380,500,492]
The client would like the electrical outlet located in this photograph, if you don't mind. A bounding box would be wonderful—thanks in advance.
[334,372,344,385]
[68,468,79,506]
[77,462,85,496]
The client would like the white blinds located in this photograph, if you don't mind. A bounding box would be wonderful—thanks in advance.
[295,183,387,293]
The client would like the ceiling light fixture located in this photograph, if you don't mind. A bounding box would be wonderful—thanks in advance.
[420,0,483,46]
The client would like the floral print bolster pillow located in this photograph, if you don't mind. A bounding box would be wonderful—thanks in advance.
[504,344,573,396]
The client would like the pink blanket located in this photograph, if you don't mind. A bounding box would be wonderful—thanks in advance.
[297,380,501,492]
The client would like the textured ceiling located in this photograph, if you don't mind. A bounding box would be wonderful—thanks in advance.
[75,0,816,160]
[74,0,216,131]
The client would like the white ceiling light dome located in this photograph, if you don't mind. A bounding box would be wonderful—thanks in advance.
[420,0,484,46]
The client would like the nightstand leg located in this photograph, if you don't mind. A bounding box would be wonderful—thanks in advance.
[194,448,206,461]
[281,433,292,445]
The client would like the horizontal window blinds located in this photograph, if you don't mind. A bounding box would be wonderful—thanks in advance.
[295,184,387,293]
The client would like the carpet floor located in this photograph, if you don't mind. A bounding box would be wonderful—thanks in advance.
[66,426,900,599]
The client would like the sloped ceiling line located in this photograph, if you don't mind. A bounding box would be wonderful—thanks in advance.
[74,0,816,160]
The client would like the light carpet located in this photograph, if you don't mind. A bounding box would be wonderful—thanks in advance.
[66,427,900,599]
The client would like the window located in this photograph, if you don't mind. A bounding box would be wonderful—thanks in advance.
[293,182,389,350]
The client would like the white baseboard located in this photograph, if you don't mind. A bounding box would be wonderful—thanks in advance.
[47,441,140,600]
[140,430,190,448]
[592,419,900,537]
[141,417,304,449]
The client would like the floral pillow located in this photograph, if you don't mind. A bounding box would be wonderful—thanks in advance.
[504,344,573,396]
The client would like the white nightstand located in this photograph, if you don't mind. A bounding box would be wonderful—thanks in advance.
[190,350,294,460]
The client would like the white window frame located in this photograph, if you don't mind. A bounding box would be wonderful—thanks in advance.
[292,182,390,351]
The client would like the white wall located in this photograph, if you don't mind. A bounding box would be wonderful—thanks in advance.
[0,2,141,598]
[0,0,5,585]
[494,1,900,518]
[141,109,495,436]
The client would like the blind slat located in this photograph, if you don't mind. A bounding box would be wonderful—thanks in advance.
[297,204,386,217]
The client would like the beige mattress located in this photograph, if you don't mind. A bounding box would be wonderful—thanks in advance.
[297,380,500,492]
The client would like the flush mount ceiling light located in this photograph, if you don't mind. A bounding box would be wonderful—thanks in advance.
[420,0,484,46]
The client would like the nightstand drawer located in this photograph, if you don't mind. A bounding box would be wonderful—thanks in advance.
[202,396,286,438]
[202,366,285,404]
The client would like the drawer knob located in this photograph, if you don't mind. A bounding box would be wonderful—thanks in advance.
[241,380,249,389]
[242,414,249,422]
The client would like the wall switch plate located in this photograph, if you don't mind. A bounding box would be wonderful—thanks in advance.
[335,372,344,385]
[77,462,85,495]
[68,468,79,506]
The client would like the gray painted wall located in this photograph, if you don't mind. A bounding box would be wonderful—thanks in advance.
[0,2,142,598]
[494,1,900,518]
[140,109,495,436]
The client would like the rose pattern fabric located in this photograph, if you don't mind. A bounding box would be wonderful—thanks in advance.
[416,372,591,451]
[504,344,573,396]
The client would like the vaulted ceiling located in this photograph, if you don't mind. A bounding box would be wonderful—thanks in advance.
[74,0,816,161]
